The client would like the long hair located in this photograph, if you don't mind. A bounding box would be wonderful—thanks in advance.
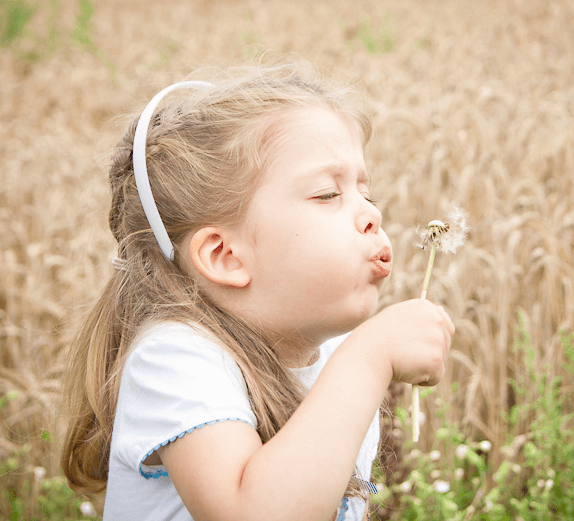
[60,61,373,496]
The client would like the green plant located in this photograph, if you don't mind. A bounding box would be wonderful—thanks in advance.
[0,0,116,80]
[355,14,394,54]
[70,0,95,51]
[0,0,34,47]
[0,392,101,520]
[372,319,574,520]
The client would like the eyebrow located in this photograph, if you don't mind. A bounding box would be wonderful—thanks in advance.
[298,162,371,185]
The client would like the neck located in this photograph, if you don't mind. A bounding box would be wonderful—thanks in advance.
[199,287,324,368]
[269,334,322,369]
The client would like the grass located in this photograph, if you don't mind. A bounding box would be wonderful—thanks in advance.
[372,322,574,520]
[0,0,34,47]
[1,0,573,518]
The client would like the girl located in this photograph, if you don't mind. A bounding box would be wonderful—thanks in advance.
[61,62,454,521]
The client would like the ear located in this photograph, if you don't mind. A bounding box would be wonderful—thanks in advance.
[189,227,251,288]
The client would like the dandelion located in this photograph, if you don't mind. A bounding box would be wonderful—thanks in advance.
[408,449,422,460]
[416,206,469,257]
[429,450,441,461]
[412,207,469,442]
[79,501,97,518]
[33,466,46,482]
[433,480,450,493]
[455,444,469,459]
[399,481,413,493]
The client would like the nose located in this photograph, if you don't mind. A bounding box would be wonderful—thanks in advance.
[357,197,382,234]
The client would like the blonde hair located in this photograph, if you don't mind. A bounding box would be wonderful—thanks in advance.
[61,62,373,498]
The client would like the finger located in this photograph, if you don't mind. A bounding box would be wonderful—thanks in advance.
[443,326,452,357]
[437,305,455,336]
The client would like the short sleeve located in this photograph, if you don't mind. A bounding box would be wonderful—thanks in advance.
[110,322,257,479]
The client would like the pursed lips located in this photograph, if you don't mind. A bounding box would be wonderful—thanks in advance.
[370,245,392,280]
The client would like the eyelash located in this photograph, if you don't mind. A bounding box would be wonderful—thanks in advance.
[315,192,377,205]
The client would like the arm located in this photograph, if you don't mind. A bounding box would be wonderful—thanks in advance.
[159,299,454,521]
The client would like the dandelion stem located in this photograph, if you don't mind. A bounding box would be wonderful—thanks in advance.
[420,243,437,300]
[413,242,438,442]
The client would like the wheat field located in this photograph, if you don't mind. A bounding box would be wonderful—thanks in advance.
[1,0,573,517]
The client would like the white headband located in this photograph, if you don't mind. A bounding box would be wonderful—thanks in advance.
[132,81,215,261]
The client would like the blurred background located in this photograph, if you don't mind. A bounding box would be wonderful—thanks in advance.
[1,0,573,519]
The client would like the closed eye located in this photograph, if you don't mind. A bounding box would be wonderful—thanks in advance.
[314,192,341,201]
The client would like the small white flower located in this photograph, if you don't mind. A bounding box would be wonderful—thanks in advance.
[33,466,46,482]
[548,469,556,478]
[429,450,441,461]
[479,440,492,452]
[409,449,421,459]
[455,444,469,459]
[537,479,546,489]
[454,468,464,479]
[399,481,413,493]
[79,501,97,517]
[485,500,494,510]
[430,470,441,479]
[545,479,554,491]
[433,480,450,493]
[512,464,521,473]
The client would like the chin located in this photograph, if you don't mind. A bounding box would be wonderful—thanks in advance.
[338,302,379,333]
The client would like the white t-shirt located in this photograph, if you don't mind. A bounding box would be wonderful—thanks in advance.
[103,322,380,521]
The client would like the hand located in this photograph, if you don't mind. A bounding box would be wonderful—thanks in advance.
[356,299,454,386]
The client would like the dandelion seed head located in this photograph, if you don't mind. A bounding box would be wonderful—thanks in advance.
[433,480,450,493]
[33,466,46,482]
[455,444,469,459]
[79,501,97,517]
[429,450,441,461]
[415,206,469,254]
[399,481,413,493]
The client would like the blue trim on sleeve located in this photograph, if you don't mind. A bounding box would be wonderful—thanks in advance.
[139,418,252,479]
[336,497,349,521]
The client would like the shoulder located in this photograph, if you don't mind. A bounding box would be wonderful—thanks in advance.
[320,332,351,359]
[129,321,227,359]
[120,321,251,409]
[125,321,240,379]
[110,321,257,477]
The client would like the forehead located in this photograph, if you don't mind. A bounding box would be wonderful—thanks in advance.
[258,106,366,185]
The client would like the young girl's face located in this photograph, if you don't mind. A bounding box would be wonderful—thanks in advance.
[238,106,392,346]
